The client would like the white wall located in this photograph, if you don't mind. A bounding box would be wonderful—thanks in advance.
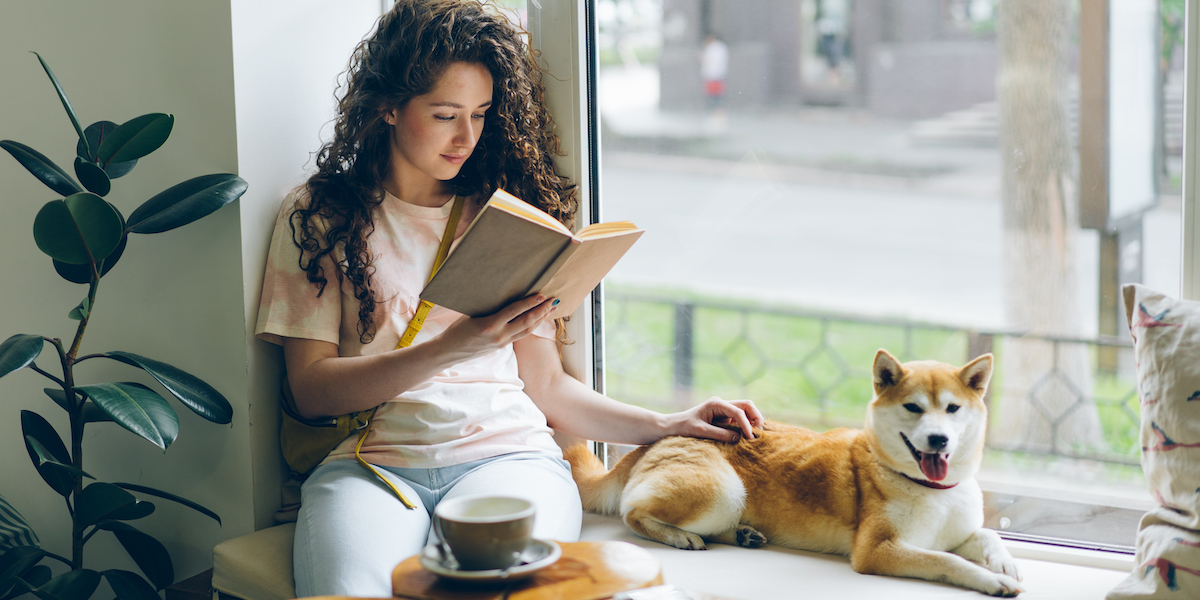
[229,0,383,532]
[0,0,381,584]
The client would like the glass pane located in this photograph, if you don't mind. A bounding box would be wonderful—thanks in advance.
[596,0,1183,550]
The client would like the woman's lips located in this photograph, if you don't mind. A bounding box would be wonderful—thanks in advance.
[442,154,467,165]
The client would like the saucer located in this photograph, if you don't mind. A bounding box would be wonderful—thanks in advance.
[419,538,561,581]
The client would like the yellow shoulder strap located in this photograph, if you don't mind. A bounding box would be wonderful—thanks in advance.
[396,194,465,350]
[355,194,465,509]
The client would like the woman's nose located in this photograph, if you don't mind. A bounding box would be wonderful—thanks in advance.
[454,119,478,147]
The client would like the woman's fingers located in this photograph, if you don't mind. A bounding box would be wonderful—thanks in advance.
[726,398,765,428]
[697,396,761,440]
[454,294,557,348]
[497,294,548,323]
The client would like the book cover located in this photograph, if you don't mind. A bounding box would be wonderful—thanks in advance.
[420,189,643,317]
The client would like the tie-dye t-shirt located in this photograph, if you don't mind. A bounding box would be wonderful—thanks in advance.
[255,187,560,468]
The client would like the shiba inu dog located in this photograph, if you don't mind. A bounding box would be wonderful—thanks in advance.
[565,349,1023,596]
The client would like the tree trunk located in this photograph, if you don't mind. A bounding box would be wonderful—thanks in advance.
[993,0,1105,452]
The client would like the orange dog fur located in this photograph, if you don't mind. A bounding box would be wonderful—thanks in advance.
[565,349,1023,596]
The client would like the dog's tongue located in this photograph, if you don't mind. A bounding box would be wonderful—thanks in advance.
[919,452,949,481]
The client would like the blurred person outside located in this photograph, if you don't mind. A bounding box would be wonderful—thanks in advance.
[701,34,729,122]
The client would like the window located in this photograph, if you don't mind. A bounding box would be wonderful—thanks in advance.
[556,0,1189,554]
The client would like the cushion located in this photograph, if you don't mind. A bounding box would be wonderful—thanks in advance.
[212,523,296,600]
[1108,284,1200,598]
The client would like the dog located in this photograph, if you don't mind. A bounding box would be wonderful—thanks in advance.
[565,349,1023,596]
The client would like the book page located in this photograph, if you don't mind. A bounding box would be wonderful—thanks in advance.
[578,221,639,239]
[536,229,644,316]
[421,201,572,317]
[489,189,572,236]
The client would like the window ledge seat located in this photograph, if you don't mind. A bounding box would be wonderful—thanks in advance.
[577,513,1132,599]
[210,513,1132,600]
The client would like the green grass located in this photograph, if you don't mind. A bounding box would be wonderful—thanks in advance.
[603,286,1140,459]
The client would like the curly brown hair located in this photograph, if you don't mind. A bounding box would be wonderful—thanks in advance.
[292,0,578,344]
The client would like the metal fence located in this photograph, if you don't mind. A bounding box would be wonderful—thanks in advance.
[603,289,1140,466]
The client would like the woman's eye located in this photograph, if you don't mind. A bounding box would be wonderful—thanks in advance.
[903,403,922,413]
[947,404,960,414]
[434,115,454,122]
[472,113,486,120]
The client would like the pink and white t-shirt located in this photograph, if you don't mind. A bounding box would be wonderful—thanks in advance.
[255,187,561,468]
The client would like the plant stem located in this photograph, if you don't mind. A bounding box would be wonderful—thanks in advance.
[42,552,72,567]
[65,277,98,571]
[66,279,98,360]
[29,363,65,388]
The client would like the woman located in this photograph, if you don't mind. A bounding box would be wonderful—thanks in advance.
[255,1,763,596]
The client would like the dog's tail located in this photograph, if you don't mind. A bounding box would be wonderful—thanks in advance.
[563,444,648,516]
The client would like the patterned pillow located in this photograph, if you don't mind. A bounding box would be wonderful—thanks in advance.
[1109,284,1200,598]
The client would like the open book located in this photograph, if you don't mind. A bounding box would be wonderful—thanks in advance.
[420,189,644,317]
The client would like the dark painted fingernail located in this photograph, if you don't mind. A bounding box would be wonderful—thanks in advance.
[552,299,560,306]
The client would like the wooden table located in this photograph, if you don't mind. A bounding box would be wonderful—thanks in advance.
[389,541,664,600]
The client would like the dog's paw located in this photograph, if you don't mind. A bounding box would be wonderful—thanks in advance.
[983,552,1022,581]
[735,525,767,548]
[977,573,1023,597]
[670,530,707,550]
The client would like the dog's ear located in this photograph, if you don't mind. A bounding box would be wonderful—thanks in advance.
[959,353,993,395]
[872,349,904,394]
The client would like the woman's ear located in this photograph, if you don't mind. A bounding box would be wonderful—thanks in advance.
[383,109,397,126]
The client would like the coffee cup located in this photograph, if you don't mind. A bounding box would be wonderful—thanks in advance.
[433,495,535,571]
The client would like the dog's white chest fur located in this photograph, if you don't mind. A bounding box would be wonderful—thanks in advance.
[888,479,985,551]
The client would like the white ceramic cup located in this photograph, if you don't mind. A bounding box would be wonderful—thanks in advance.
[433,495,536,571]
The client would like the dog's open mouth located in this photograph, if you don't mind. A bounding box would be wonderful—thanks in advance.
[901,433,949,481]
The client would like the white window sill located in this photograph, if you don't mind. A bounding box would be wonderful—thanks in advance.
[579,512,1132,599]
[1004,538,1134,572]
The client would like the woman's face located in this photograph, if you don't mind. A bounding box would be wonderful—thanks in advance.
[385,61,494,191]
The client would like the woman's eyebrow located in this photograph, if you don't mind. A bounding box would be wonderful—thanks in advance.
[428,100,493,109]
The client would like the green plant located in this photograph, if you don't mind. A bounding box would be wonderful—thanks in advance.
[0,54,244,600]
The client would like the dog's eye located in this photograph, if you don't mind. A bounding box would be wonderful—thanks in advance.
[947,404,960,413]
[903,403,922,413]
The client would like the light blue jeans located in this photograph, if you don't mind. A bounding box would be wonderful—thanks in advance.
[292,451,582,597]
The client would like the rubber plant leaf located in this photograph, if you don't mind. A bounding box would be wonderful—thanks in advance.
[32,53,88,159]
[54,202,128,283]
[95,523,172,590]
[0,493,39,551]
[40,388,109,422]
[23,438,93,489]
[97,113,173,167]
[78,121,136,178]
[74,483,136,529]
[0,547,47,600]
[126,173,247,234]
[96,497,155,521]
[32,193,122,265]
[66,297,89,321]
[96,352,232,424]
[20,411,74,497]
[75,383,179,450]
[0,335,43,380]
[72,157,110,197]
[1,564,51,600]
[30,568,100,600]
[112,483,221,525]
[41,389,69,412]
[101,570,159,600]
[0,141,83,197]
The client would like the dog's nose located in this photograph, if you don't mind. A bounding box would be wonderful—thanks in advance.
[927,434,948,451]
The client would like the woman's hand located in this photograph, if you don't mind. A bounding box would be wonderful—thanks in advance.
[436,294,557,362]
[663,396,765,443]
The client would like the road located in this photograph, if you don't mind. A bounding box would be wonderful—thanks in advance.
[599,151,1181,333]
